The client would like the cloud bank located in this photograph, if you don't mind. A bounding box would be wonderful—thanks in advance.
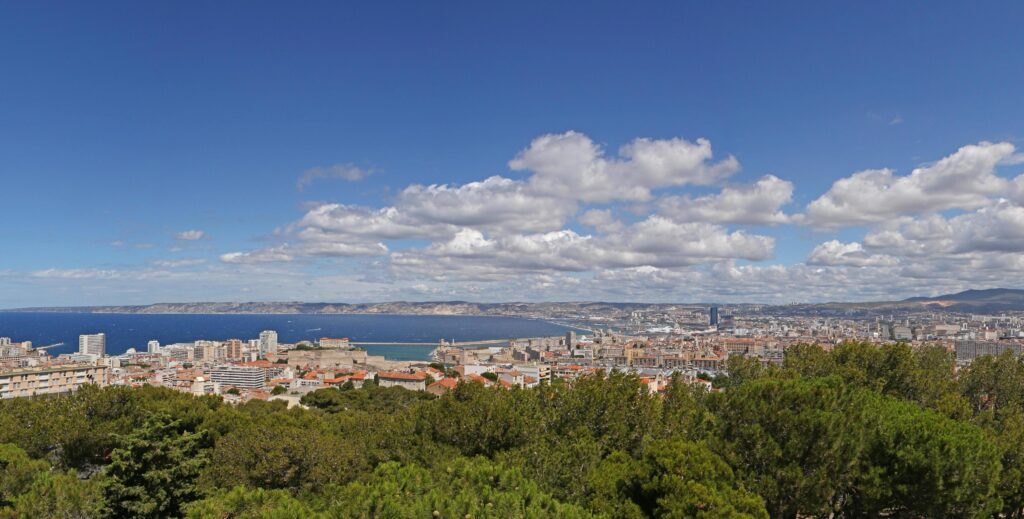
[8,132,1024,305]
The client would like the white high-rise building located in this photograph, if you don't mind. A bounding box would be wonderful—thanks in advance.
[259,330,278,356]
[79,333,106,356]
[147,340,161,354]
[247,339,261,361]
[211,365,266,390]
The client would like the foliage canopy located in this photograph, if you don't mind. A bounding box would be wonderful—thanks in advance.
[0,341,1020,518]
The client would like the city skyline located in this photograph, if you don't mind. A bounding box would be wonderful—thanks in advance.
[3,2,1024,307]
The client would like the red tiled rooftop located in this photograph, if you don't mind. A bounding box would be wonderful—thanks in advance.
[378,370,427,381]
[431,378,458,389]
[468,374,493,385]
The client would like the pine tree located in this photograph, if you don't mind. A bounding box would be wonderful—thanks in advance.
[101,413,209,518]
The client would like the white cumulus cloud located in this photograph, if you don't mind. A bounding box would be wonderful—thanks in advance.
[510,131,740,203]
[657,175,793,225]
[804,141,1016,227]
[807,240,897,267]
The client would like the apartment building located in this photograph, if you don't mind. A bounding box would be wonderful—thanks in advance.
[79,333,105,356]
[0,364,109,399]
[210,365,266,390]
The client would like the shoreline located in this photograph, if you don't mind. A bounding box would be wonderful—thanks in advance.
[0,312,589,362]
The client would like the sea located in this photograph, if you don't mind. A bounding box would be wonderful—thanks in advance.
[0,313,578,361]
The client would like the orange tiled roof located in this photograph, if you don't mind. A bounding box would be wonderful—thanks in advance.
[378,370,427,381]
[431,378,458,389]
[468,374,493,385]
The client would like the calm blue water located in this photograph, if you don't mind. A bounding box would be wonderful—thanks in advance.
[0,313,576,361]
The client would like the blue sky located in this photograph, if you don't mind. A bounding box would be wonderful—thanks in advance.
[2,1,1024,306]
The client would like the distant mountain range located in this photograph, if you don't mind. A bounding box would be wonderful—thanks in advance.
[896,288,1024,311]
[902,288,1024,303]
[777,288,1024,314]
[1,301,689,318]
[5,288,1024,316]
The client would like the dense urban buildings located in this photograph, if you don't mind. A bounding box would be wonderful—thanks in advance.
[3,300,1024,403]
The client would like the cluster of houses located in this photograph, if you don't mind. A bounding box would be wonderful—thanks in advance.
[1,331,740,402]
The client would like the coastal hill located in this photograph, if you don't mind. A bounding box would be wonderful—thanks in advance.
[2,301,684,318]
[777,288,1024,314]
[7,288,1024,315]
[900,288,1024,307]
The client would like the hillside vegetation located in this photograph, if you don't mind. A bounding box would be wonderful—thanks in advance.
[2,342,1024,518]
